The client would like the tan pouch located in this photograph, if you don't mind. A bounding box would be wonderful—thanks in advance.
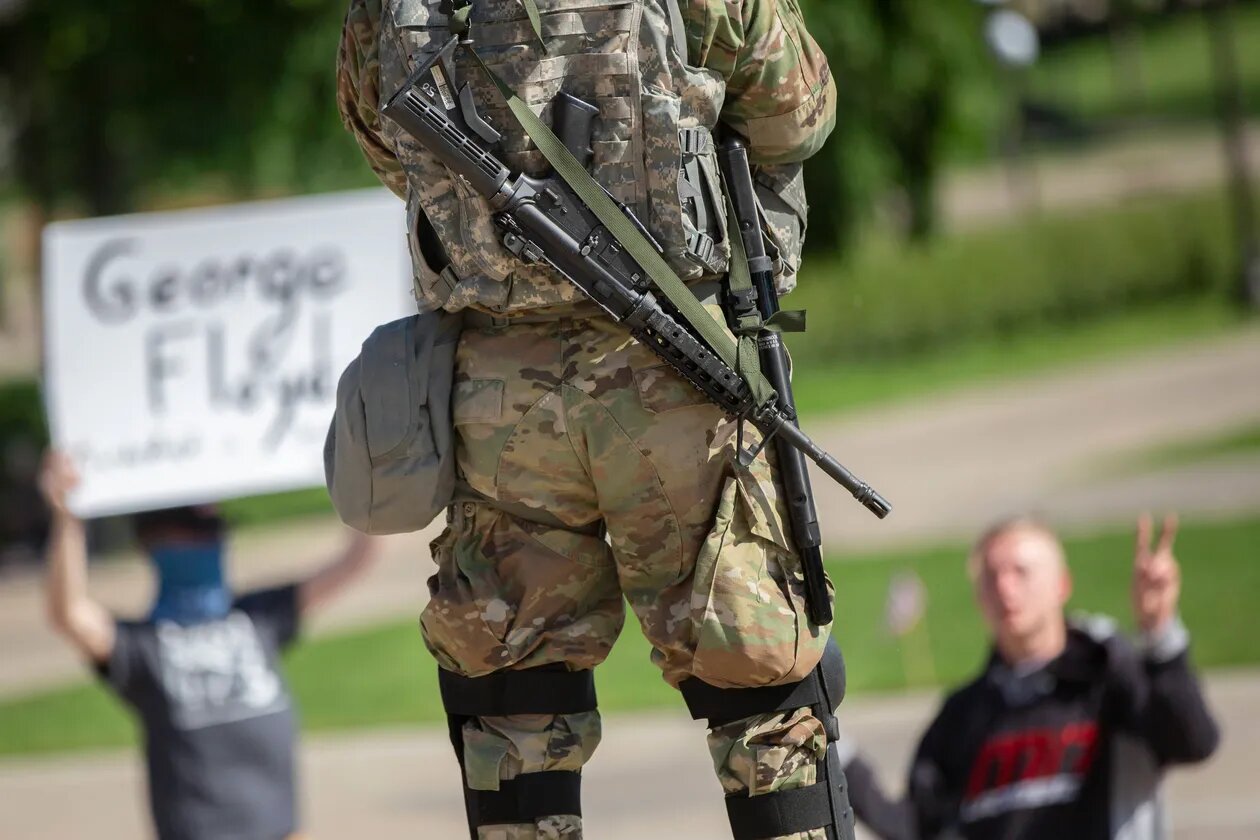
[323,310,463,534]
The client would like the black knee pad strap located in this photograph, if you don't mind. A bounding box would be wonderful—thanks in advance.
[677,639,854,840]
[439,665,598,716]
[469,771,583,827]
[439,666,597,837]
[726,782,834,840]
[678,638,846,726]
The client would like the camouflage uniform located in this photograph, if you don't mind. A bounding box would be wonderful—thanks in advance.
[338,2,837,838]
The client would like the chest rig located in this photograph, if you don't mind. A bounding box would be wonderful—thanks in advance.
[378,0,731,314]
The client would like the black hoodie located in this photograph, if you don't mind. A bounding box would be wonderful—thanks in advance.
[846,617,1220,840]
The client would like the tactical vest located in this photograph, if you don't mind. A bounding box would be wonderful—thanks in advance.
[378,0,805,314]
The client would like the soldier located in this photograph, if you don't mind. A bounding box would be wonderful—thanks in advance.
[39,450,381,840]
[337,2,842,838]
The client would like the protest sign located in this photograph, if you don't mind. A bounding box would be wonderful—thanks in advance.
[43,189,414,517]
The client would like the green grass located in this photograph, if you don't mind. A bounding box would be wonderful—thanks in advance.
[790,295,1247,416]
[3,514,1257,757]
[218,487,334,529]
[1096,417,1260,478]
[1139,420,1260,467]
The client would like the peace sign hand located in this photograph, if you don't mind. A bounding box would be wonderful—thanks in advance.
[1133,513,1181,635]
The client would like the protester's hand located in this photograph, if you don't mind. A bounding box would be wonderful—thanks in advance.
[1133,513,1181,635]
[38,450,81,521]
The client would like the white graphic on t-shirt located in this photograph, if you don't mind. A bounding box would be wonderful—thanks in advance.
[156,612,288,730]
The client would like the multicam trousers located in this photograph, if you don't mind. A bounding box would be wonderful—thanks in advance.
[420,315,833,840]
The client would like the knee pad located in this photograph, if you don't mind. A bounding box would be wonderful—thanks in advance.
[439,665,597,838]
[679,638,855,840]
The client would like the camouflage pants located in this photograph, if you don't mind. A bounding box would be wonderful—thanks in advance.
[420,316,833,840]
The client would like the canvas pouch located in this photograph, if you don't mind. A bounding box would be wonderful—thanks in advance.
[324,310,462,533]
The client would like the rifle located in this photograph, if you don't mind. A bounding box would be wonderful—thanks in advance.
[716,138,835,623]
[382,39,891,588]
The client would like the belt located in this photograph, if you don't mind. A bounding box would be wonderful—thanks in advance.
[463,279,725,328]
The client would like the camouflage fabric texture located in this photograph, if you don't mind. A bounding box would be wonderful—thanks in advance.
[337,2,840,838]
[420,315,832,839]
[336,0,834,312]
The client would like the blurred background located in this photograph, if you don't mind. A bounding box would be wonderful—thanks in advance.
[0,0,1257,837]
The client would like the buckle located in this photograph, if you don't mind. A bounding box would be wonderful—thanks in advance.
[679,126,711,157]
[687,231,717,265]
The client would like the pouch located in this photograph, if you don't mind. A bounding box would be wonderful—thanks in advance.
[324,309,463,534]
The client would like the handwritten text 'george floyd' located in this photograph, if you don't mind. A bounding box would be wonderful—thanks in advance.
[83,238,346,448]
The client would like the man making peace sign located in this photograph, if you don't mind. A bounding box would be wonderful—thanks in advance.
[841,513,1221,840]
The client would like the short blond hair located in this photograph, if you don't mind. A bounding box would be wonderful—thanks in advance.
[967,515,1066,580]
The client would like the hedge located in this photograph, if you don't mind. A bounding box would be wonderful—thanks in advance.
[787,188,1234,363]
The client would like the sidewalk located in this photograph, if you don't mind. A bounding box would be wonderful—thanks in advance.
[1,669,1255,839]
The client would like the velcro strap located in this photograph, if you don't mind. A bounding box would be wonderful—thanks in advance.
[725,782,833,840]
[471,771,582,826]
[678,673,824,727]
[439,667,597,716]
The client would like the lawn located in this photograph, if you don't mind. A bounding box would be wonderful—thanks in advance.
[1098,417,1260,477]
[789,295,1246,417]
[2,513,1256,757]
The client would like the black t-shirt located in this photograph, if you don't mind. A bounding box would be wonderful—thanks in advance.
[97,586,301,840]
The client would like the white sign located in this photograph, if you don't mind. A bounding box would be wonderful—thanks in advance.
[43,189,414,517]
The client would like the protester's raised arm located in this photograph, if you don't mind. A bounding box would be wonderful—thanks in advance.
[40,451,115,663]
[296,529,381,617]
[1112,513,1220,765]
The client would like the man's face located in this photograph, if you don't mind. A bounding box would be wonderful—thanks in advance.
[974,528,1070,648]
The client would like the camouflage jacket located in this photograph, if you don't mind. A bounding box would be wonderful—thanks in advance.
[336,0,835,312]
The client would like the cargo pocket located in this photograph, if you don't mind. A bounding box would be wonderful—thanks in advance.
[677,125,730,277]
[688,471,816,689]
[641,86,702,282]
[754,163,809,294]
[420,505,516,676]
[405,198,458,311]
[453,379,505,425]
[450,378,506,498]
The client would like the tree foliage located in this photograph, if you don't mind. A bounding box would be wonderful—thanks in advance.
[0,0,988,249]
[799,0,991,249]
[0,0,368,215]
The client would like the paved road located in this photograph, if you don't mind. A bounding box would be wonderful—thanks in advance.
[812,327,1260,550]
[2,326,1258,698]
[2,669,1255,839]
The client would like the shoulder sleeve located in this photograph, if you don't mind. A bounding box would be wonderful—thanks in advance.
[1105,621,1221,766]
[337,0,408,198]
[687,0,836,164]
[236,585,302,652]
[94,621,147,704]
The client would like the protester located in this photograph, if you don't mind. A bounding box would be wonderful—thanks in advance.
[39,449,381,840]
[842,514,1220,840]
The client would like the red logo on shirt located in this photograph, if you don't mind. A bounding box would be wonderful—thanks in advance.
[960,723,1099,821]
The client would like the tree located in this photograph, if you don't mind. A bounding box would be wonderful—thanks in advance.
[799,0,988,249]
[0,0,360,217]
